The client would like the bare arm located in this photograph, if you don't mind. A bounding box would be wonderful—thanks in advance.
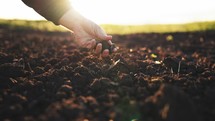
[21,0,71,24]
[21,0,117,57]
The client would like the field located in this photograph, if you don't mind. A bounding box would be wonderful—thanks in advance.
[0,20,215,121]
[1,19,215,34]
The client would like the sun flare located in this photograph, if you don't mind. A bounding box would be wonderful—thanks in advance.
[70,0,215,25]
[0,0,215,25]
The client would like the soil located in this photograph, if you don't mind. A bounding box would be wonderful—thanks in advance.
[0,27,215,121]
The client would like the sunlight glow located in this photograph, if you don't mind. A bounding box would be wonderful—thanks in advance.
[70,0,215,24]
[0,0,44,20]
[0,0,215,25]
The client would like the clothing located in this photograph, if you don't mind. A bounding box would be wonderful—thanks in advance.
[22,0,71,25]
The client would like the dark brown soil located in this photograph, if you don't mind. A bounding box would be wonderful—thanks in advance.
[0,27,215,121]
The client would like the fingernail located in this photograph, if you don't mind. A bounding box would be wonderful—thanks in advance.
[95,43,102,54]
[108,40,112,44]
[102,49,109,57]
[106,35,112,40]
[113,48,117,52]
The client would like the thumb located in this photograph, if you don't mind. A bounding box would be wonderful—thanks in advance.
[94,25,112,40]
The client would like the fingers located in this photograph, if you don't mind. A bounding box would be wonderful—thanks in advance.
[101,49,109,57]
[93,25,113,41]
[105,35,112,41]
[95,43,102,54]
[73,20,117,57]
[95,43,109,57]
[91,39,97,49]
[108,40,112,45]
[80,39,96,49]
[77,36,118,57]
[77,37,116,57]
[113,47,118,52]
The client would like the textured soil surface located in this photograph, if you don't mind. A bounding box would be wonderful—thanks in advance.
[0,27,215,121]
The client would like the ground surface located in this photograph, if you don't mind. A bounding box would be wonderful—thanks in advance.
[0,27,215,121]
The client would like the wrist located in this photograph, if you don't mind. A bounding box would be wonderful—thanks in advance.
[59,8,83,30]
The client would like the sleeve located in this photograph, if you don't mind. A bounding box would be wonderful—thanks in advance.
[21,0,71,25]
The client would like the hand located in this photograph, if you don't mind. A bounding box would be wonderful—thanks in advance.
[59,8,117,57]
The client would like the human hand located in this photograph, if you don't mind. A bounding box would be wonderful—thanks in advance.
[59,9,118,57]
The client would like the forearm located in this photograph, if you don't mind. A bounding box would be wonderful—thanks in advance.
[21,0,71,25]
[58,8,84,31]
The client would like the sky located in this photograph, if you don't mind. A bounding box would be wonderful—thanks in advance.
[0,0,215,25]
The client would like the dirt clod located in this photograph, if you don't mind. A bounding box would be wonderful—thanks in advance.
[0,28,215,121]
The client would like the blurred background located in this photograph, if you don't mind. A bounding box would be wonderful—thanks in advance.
[0,0,215,25]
